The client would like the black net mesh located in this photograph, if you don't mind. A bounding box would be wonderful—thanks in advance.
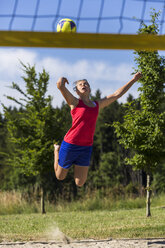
[0,0,165,34]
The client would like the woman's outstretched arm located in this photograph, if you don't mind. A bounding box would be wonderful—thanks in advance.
[98,72,142,109]
[56,77,78,108]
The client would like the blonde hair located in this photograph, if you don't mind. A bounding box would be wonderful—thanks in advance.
[73,79,89,91]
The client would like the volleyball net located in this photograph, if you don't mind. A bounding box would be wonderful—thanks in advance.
[0,0,165,50]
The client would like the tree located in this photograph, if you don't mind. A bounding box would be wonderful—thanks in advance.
[0,112,8,188]
[92,152,124,189]
[0,107,35,191]
[152,161,165,194]
[2,63,62,213]
[113,11,165,217]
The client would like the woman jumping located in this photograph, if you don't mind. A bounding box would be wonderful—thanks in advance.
[54,72,142,187]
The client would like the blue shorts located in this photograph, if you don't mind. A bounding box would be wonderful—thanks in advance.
[58,140,93,169]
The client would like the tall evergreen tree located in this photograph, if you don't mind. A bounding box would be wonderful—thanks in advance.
[113,11,165,217]
[2,63,62,213]
[0,112,7,188]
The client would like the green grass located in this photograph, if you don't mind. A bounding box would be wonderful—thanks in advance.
[0,207,165,241]
[0,192,165,241]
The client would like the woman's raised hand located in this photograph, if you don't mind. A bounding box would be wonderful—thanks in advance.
[56,77,69,89]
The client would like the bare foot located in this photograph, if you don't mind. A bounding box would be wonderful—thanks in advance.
[54,144,60,152]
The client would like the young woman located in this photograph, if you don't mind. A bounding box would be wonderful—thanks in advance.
[54,72,142,187]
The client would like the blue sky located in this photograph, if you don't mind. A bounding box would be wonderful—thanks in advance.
[0,0,165,112]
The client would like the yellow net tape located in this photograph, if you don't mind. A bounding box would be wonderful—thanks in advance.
[0,31,165,50]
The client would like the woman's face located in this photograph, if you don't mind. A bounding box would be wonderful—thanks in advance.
[76,80,91,96]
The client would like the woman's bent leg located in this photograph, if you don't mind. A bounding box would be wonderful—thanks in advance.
[54,144,68,180]
[74,165,89,187]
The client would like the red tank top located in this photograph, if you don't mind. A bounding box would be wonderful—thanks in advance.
[64,99,99,146]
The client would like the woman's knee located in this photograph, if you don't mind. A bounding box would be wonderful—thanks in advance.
[75,178,86,187]
[55,167,68,181]
[56,173,66,181]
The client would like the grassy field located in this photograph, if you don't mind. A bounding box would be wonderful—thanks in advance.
[0,207,165,241]
[0,191,165,214]
[0,192,165,242]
